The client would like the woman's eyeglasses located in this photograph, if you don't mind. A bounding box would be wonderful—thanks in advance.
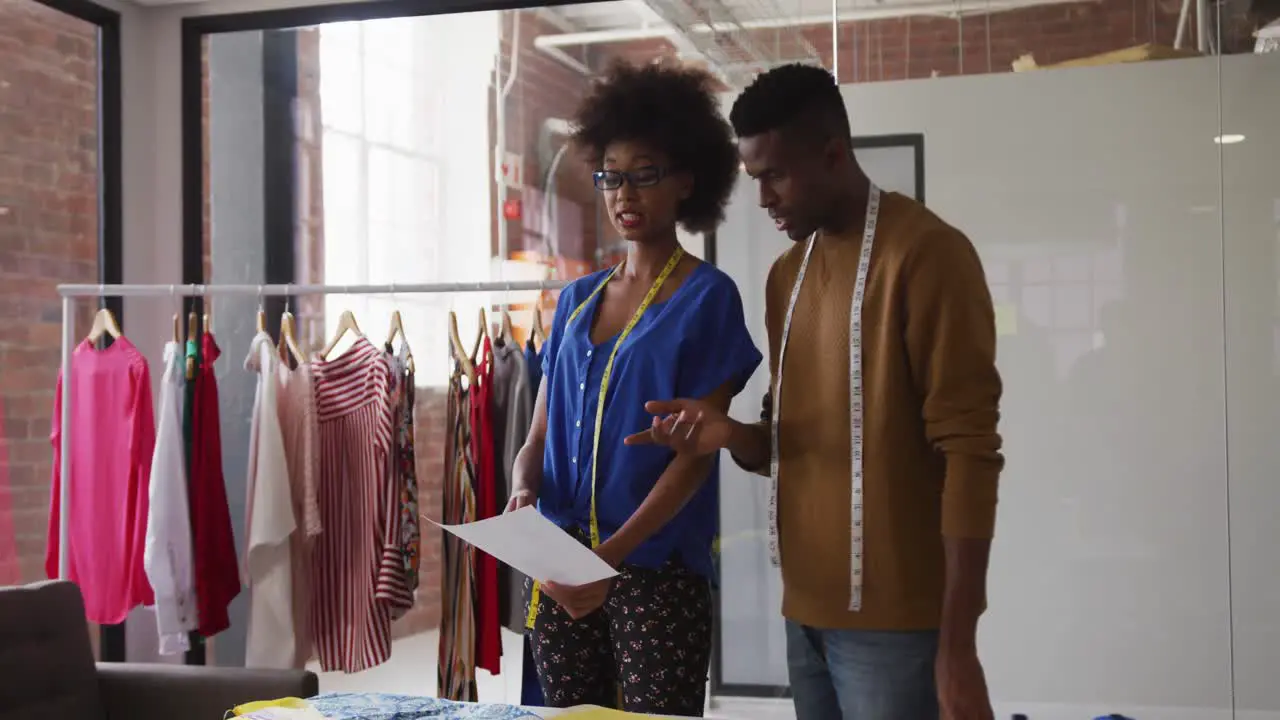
[593,166,667,191]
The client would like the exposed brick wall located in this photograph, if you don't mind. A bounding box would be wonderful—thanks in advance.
[0,0,99,585]
[0,0,100,658]
[803,0,1200,82]
[496,12,601,265]
[552,0,1257,88]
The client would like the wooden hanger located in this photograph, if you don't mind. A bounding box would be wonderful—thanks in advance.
[254,287,266,334]
[278,311,304,366]
[187,310,198,341]
[448,310,477,384]
[203,296,213,336]
[385,309,406,347]
[531,294,547,346]
[385,309,416,374]
[86,306,122,344]
[471,306,490,359]
[186,309,198,379]
[500,305,516,345]
[168,286,182,344]
[321,309,364,359]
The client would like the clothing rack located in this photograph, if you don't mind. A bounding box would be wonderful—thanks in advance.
[54,279,567,580]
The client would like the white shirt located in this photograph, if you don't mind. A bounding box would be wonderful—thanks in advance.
[243,332,299,668]
[143,341,197,655]
[1258,20,1279,54]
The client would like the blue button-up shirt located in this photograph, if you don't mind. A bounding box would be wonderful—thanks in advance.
[539,262,762,577]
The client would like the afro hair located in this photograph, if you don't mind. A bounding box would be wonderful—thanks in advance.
[728,63,850,144]
[571,60,739,235]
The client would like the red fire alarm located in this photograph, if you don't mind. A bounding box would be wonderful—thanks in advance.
[502,198,522,221]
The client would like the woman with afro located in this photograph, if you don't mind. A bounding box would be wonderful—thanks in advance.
[505,60,762,716]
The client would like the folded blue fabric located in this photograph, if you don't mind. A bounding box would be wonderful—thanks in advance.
[308,692,540,720]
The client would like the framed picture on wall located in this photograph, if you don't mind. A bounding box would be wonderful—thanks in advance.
[852,133,926,203]
[704,133,925,271]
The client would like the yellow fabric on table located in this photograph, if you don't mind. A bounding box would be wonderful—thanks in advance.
[555,708,662,719]
[225,697,315,717]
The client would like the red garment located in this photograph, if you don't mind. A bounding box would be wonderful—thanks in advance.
[45,338,156,623]
[469,336,501,675]
[190,333,241,636]
[310,338,397,673]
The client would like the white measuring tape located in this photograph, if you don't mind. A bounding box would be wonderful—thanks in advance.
[768,184,881,612]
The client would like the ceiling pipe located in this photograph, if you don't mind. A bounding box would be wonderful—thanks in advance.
[540,44,592,74]
[536,24,681,47]
[1195,0,1210,52]
[1175,0,1192,47]
[534,0,1091,48]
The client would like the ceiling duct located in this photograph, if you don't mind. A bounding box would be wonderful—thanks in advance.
[638,0,821,86]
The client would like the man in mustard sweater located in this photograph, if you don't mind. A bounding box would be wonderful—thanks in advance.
[626,64,1003,720]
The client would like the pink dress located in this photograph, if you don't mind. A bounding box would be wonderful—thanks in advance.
[45,337,156,624]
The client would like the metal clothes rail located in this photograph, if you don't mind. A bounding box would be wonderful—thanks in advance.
[53,279,569,578]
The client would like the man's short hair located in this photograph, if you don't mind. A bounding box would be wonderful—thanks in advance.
[728,63,851,146]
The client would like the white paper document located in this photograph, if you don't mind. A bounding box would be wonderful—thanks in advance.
[427,506,619,586]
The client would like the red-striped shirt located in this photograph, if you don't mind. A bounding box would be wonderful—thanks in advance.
[310,338,400,673]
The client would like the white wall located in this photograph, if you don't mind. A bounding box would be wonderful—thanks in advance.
[716,53,1280,719]
[1220,55,1280,719]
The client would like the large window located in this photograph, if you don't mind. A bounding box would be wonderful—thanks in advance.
[318,15,499,385]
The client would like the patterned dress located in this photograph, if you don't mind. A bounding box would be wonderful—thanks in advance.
[438,363,478,701]
[382,341,420,618]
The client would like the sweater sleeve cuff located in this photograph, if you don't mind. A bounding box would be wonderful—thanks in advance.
[729,421,771,476]
[730,451,769,477]
[940,454,1001,539]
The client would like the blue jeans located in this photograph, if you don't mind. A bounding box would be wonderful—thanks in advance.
[786,621,939,720]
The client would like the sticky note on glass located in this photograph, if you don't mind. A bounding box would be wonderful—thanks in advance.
[994,303,1018,336]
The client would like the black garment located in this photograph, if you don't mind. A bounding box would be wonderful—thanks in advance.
[525,555,713,717]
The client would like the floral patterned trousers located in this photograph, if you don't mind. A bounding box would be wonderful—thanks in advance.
[524,558,713,717]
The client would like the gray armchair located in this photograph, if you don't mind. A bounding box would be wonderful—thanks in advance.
[0,580,319,720]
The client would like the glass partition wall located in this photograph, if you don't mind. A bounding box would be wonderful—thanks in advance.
[188,0,707,687]
[182,0,1278,716]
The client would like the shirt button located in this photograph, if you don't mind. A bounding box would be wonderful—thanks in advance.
[586,349,593,357]
[579,382,585,390]
[576,420,582,428]
[572,457,578,464]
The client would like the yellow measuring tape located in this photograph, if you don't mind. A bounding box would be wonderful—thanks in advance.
[526,246,685,629]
